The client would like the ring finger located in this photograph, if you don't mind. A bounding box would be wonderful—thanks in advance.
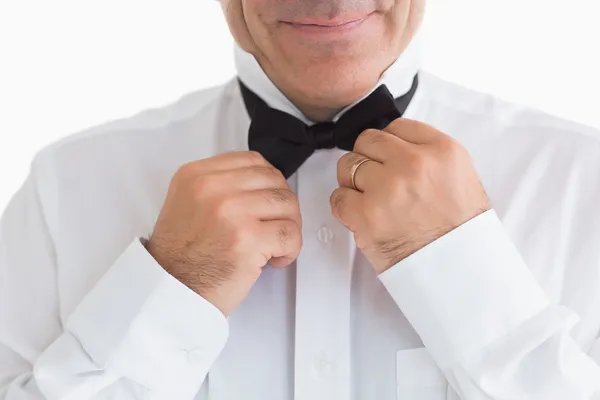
[337,152,383,192]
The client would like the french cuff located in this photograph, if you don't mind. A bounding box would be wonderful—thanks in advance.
[378,209,550,370]
[66,238,229,395]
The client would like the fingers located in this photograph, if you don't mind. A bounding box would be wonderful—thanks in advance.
[237,188,302,227]
[384,118,444,145]
[195,165,288,195]
[336,152,384,192]
[182,151,271,175]
[353,129,404,162]
[260,219,303,267]
[330,187,363,232]
[175,151,275,190]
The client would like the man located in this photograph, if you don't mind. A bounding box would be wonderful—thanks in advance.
[1,0,599,399]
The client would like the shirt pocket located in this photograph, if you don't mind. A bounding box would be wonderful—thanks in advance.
[396,348,448,399]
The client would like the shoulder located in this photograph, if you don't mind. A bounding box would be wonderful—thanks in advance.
[33,81,237,167]
[418,73,600,185]
[418,70,600,143]
[28,79,239,193]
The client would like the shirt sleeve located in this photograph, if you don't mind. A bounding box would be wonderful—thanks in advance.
[379,209,600,400]
[0,163,229,400]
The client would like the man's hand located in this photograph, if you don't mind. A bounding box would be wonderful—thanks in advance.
[146,151,302,316]
[330,118,490,274]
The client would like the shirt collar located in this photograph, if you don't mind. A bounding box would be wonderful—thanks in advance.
[234,31,422,126]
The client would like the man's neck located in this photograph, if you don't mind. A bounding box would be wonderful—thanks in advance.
[234,32,421,126]
[286,98,343,123]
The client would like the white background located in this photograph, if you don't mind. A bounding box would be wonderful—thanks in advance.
[1,0,599,212]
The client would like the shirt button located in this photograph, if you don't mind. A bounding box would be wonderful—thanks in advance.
[186,348,204,364]
[317,225,335,244]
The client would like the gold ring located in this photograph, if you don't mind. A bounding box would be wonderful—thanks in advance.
[350,157,372,191]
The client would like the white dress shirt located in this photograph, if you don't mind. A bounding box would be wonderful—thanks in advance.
[1,32,600,400]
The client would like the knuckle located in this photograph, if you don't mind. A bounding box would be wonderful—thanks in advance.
[367,129,385,143]
[330,190,346,212]
[213,195,237,219]
[192,175,215,196]
[386,117,405,132]
[173,161,198,185]
[277,221,300,247]
[175,161,195,176]
[246,150,267,164]
[265,165,286,183]
[337,154,350,170]
[265,188,294,205]
[441,138,466,160]
[276,225,291,243]
[348,152,365,165]
[356,129,383,148]
[250,165,286,185]
[339,152,364,172]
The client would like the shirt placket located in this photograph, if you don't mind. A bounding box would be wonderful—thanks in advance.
[294,149,354,400]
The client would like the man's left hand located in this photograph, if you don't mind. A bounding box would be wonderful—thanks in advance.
[330,118,491,274]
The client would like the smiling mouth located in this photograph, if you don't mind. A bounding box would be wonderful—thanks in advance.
[281,12,375,33]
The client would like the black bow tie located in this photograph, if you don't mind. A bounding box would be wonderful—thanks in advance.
[240,74,419,178]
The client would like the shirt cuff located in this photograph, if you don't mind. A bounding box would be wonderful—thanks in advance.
[378,209,550,370]
[66,238,229,395]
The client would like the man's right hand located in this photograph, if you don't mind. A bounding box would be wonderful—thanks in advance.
[145,151,302,316]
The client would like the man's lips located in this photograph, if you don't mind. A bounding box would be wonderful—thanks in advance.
[284,13,373,27]
[281,12,375,34]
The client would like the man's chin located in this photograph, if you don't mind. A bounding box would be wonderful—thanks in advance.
[291,68,381,110]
